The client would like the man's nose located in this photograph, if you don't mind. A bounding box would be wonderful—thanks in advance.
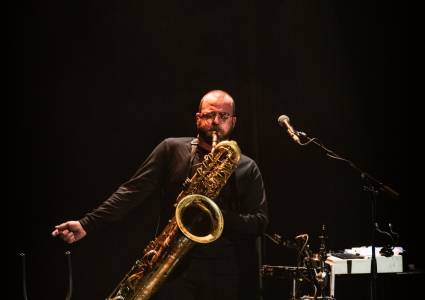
[212,114,221,123]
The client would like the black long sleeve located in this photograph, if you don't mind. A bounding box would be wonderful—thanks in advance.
[79,137,178,232]
[79,137,268,241]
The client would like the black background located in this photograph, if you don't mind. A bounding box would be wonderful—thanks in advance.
[9,1,415,299]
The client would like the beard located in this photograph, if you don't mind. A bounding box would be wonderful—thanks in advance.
[197,125,232,144]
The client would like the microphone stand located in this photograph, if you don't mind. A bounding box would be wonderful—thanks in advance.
[295,132,399,300]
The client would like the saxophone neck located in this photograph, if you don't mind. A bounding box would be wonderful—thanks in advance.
[211,131,218,150]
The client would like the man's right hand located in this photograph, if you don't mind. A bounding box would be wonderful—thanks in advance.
[51,221,87,244]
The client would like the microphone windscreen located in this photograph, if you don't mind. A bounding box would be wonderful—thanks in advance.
[277,115,289,127]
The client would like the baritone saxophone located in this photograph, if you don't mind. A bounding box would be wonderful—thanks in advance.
[107,138,241,300]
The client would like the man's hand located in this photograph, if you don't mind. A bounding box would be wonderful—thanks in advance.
[51,221,87,244]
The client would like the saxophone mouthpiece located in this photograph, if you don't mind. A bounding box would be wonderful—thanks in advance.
[212,131,218,149]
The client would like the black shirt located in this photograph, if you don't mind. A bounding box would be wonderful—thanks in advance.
[79,137,268,262]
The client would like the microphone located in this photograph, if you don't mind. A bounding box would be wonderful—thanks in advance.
[265,233,299,249]
[277,115,301,144]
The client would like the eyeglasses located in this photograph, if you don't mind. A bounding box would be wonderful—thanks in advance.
[199,111,233,121]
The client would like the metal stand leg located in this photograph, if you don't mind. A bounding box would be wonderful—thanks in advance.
[291,276,297,300]
[329,267,335,299]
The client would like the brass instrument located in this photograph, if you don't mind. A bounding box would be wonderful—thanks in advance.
[211,130,218,148]
[107,139,241,300]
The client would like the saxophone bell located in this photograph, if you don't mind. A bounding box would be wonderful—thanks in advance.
[175,194,223,244]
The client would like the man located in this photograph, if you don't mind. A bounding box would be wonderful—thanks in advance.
[52,90,268,299]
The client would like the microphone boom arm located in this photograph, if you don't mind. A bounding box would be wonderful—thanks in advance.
[299,133,399,199]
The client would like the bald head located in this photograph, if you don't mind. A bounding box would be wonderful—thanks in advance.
[198,90,236,115]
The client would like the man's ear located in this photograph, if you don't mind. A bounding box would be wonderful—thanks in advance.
[195,112,201,122]
[232,116,237,128]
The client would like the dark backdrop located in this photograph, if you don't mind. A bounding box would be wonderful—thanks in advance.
[10,1,414,299]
